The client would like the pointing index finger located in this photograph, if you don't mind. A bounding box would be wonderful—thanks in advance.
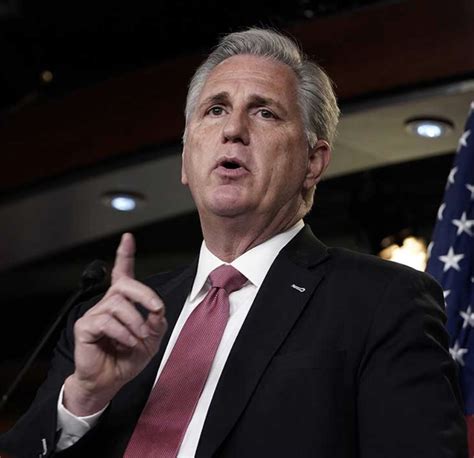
[112,233,135,284]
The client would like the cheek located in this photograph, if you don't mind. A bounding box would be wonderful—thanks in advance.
[191,119,223,141]
[182,138,213,188]
[187,124,221,155]
[266,137,307,177]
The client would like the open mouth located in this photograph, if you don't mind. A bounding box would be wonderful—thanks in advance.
[215,157,249,176]
[217,157,247,170]
[222,161,241,169]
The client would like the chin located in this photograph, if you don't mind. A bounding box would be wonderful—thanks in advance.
[206,196,251,218]
[208,203,248,218]
[205,188,248,214]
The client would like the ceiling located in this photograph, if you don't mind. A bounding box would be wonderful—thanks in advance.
[0,0,392,116]
[1,0,474,426]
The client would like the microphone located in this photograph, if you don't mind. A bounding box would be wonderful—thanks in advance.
[0,260,108,412]
[81,259,107,289]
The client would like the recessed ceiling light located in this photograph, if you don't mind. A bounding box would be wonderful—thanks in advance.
[40,70,54,84]
[405,118,454,139]
[102,192,145,212]
[111,196,136,211]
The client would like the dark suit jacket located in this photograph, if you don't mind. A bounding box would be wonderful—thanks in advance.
[0,226,468,457]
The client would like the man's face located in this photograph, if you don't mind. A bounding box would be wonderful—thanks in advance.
[182,54,328,222]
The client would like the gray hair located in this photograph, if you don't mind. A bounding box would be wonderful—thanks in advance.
[184,27,340,148]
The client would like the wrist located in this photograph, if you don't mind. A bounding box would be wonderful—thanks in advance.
[63,374,115,416]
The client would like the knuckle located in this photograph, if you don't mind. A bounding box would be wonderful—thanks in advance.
[149,317,167,338]
[97,322,106,335]
[104,292,117,303]
[73,319,85,335]
[161,318,168,332]
[108,293,125,309]
[116,244,127,256]
[97,316,111,335]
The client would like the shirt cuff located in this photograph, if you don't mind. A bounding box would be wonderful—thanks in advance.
[56,384,108,451]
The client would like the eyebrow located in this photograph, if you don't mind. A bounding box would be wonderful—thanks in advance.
[198,92,230,111]
[249,95,288,117]
[198,92,288,117]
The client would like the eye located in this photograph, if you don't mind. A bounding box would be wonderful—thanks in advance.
[207,106,225,116]
[257,109,276,119]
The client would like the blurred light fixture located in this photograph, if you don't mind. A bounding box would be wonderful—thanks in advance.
[379,236,428,271]
[40,70,54,84]
[405,117,453,139]
[111,196,136,211]
[102,192,145,212]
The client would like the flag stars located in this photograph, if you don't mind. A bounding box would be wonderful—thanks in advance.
[451,212,474,236]
[427,242,434,258]
[466,184,474,200]
[458,129,471,149]
[460,306,474,328]
[443,290,450,309]
[450,342,468,366]
[447,167,457,188]
[438,247,465,272]
[437,203,446,221]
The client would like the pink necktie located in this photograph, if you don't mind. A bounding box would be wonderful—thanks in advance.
[124,265,247,458]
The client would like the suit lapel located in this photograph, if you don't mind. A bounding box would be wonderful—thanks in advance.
[197,226,329,457]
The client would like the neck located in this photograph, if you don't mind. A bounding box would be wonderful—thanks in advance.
[201,202,305,262]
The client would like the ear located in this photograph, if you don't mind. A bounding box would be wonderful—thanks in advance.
[181,147,188,186]
[303,139,331,190]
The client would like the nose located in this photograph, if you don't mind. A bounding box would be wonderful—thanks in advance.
[222,110,250,145]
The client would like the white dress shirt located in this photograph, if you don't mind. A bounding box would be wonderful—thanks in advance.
[57,220,304,456]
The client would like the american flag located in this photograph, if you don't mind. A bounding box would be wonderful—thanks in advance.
[426,101,474,452]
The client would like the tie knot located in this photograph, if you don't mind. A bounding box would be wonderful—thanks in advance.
[209,265,247,294]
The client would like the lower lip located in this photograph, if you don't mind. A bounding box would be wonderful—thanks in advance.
[214,166,249,178]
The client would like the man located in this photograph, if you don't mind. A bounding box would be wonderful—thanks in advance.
[0,28,467,457]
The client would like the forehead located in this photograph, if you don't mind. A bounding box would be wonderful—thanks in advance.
[198,54,299,105]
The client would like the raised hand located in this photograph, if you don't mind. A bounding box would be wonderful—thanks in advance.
[63,233,167,416]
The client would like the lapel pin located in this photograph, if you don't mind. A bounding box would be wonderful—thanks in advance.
[291,284,306,293]
[41,438,48,456]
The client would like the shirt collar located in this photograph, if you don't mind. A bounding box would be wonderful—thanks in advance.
[189,220,304,301]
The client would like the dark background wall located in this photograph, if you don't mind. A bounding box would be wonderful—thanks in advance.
[1,0,473,430]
